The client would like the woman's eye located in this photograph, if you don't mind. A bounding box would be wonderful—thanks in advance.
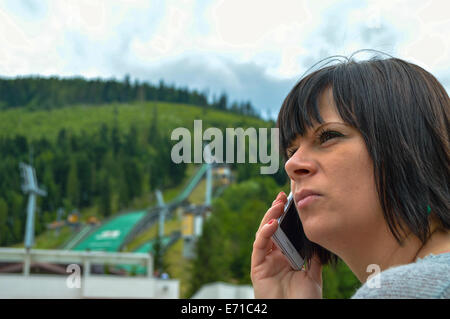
[287,148,297,158]
[286,130,343,157]
[318,130,343,144]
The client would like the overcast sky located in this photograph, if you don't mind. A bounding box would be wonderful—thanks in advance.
[1,0,449,119]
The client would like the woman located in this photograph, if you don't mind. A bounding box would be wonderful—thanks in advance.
[251,54,450,298]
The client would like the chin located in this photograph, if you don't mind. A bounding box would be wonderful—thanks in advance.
[300,211,336,247]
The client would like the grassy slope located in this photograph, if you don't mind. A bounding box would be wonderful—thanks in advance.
[12,225,74,249]
[0,101,268,141]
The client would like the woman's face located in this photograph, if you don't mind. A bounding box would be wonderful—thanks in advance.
[284,88,386,255]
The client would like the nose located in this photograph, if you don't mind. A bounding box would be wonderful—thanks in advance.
[284,149,318,182]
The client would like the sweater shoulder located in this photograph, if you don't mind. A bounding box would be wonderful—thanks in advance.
[352,254,450,299]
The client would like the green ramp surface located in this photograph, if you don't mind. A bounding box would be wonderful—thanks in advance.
[171,164,208,205]
[72,210,146,252]
[134,236,173,253]
[116,236,174,275]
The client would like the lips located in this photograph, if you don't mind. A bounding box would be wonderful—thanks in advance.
[294,189,322,210]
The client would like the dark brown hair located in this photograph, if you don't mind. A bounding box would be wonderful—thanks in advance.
[277,54,450,266]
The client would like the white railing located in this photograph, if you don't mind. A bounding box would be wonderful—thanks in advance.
[0,247,153,277]
[0,248,179,298]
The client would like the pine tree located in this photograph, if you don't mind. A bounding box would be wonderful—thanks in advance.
[111,107,121,156]
[10,192,25,243]
[76,154,93,208]
[98,170,112,217]
[41,166,59,213]
[147,105,159,146]
[67,159,80,209]
[124,158,143,200]
[187,213,232,297]
[124,125,139,157]
[0,197,8,246]
[117,163,130,210]
[217,92,228,110]
[152,235,168,274]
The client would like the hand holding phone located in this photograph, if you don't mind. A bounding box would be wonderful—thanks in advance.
[271,192,307,270]
[251,191,324,298]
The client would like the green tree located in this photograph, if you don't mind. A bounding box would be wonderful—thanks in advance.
[66,159,80,208]
[147,105,159,146]
[41,165,59,213]
[111,108,121,156]
[124,125,139,157]
[117,163,130,210]
[98,170,112,217]
[322,259,361,298]
[0,197,8,245]
[187,210,233,297]
[153,235,169,275]
[123,158,143,200]
[56,129,70,154]
[216,92,228,110]
[12,217,22,246]
[76,154,93,207]
[236,162,260,183]
[9,192,24,243]
[148,147,164,191]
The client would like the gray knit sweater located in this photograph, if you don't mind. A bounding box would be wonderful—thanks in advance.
[352,252,450,299]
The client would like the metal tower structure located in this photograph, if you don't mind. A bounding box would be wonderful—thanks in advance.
[19,162,47,251]
[155,189,167,238]
[203,143,217,207]
[196,143,218,237]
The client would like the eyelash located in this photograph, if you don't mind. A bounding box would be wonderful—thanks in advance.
[316,128,344,144]
[286,129,343,158]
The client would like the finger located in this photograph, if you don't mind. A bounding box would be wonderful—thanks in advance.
[255,202,285,239]
[271,191,285,206]
[258,192,287,232]
[307,254,323,285]
[251,219,278,269]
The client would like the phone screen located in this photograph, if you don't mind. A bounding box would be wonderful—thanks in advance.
[279,199,307,258]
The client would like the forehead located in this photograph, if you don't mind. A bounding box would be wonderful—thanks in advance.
[278,78,357,155]
[286,88,344,148]
[315,87,343,124]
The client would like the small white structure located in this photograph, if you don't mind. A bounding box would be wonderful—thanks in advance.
[0,248,179,299]
[191,282,254,299]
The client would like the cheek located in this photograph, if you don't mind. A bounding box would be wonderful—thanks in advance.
[302,144,383,244]
[329,144,377,206]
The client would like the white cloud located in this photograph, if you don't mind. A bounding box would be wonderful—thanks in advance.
[0,0,448,114]
[204,0,312,78]
[130,1,196,63]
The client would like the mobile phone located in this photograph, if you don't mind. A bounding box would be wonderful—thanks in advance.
[271,192,306,270]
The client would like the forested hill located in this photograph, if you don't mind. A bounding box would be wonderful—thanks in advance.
[0,98,283,248]
[0,75,259,117]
